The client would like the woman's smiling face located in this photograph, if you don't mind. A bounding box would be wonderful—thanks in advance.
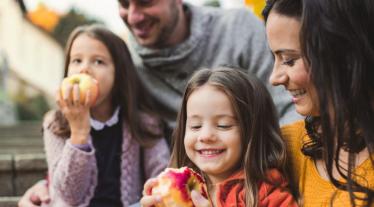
[266,11,319,116]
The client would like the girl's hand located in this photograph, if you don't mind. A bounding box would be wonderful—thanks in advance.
[191,190,212,207]
[140,178,162,207]
[57,83,91,144]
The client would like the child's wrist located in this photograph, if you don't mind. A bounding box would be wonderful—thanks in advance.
[70,132,89,144]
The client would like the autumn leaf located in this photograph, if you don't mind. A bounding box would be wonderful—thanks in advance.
[27,3,60,32]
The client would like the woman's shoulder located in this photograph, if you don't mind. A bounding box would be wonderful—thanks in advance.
[281,120,305,137]
[281,120,306,144]
[280,120,307,161]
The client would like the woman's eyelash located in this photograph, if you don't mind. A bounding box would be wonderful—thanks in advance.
[283,59,295,66]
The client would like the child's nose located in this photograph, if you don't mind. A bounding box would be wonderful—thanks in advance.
[79,63,92,75]
[197,126,216,142]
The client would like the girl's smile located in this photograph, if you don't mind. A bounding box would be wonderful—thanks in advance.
[184,84,242,184]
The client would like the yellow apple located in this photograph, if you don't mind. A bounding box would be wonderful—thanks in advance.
[152,167,208,207]
[60,74,99,106]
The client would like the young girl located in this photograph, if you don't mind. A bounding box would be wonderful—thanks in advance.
[41,25,169,206]
[141,67,297,207]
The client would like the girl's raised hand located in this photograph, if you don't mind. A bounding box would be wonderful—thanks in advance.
[191,190,212,207]
[140,178,162,207]
[56,83,91,144]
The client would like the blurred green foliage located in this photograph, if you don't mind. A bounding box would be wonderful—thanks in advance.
[204,0,220,7]
[52,8,101,47]
[13,87,50,121]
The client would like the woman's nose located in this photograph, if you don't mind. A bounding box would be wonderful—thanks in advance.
[269,65,287,86]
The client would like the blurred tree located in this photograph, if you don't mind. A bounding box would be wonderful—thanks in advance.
[27,2,60,32]
[52,8,101,47]
[13,83,50,121]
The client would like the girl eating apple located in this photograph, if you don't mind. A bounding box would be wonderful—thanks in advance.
[41,24,169,206]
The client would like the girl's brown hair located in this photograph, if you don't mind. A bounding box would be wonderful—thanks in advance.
[170,67,287,206]
[48,24,163,146]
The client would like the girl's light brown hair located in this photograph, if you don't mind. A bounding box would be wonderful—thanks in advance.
[170,67,287,206]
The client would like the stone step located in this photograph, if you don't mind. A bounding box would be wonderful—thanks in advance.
[0,122,46,199]
[0,121,42,137]
[0,154,46,197]
[0,196,20,207]
[0,121,44,155]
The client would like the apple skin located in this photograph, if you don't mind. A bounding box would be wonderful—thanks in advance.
[152,167,208,207]
[60,74,99,106]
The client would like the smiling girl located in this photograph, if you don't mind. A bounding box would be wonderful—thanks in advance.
[141,67,297,207]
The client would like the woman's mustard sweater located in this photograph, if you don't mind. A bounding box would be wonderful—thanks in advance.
[281,120,374,206]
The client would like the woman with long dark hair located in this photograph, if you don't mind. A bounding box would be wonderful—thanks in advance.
[263,0,374,206]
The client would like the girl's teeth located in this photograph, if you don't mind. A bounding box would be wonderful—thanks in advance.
[200,150,223,155]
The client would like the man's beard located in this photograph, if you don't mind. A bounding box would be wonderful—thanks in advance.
[152,1,180,48]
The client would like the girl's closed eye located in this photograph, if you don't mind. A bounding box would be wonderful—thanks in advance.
[217,124,233,129]
[189,124,202,130]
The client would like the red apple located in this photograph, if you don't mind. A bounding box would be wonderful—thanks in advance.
[60,74,99,106]
[151,167,208,207]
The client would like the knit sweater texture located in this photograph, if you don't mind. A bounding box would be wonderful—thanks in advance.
[128,3,301,128]
[41,111,170,207]
[281,120,374,206]
[216,170,298,207]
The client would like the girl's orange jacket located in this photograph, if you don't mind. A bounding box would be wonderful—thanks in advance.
[216,169,298,207]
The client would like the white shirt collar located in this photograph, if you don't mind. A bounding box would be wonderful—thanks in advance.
[90,106,120,131]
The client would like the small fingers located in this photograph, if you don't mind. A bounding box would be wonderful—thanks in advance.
[72,84,80,106]
[55,90,63,109]
[191,190,211,207]
[18,183,44,207]
[140,195,162,207]
[34,181,50,204]
[85,89,91,107]
[62,83,73,107]
[142,178,158,196]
